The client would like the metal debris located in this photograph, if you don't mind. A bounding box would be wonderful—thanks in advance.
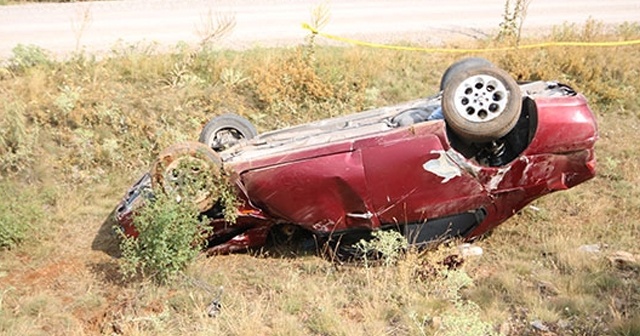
[530,320,549,332]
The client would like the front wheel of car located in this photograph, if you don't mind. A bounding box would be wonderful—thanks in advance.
[199,113,258,151]
[442,66,522,143]
[151,141,223,212]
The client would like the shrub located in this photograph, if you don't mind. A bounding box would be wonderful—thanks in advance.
[354,230,408,267]
[496,0,532,45]
[0,100,37,175]
[8,44,51,72]
[0,182,45,249]
[117,191,211,283]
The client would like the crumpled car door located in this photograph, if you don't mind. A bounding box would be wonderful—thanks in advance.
[359,123,491,226]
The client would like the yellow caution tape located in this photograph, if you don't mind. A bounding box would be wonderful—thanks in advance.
[302,23,640,53]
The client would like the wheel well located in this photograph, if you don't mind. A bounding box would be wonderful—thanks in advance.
[447,97,538,167]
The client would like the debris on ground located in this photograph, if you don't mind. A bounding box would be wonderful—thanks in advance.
[578,244,602,254]
[530,320,550,332]
[608,251,638,269]
[458,243,483,257]
[206,286,224,318]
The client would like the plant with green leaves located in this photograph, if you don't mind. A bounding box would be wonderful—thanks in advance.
[8,44,51,72]
[117,190,212,283]
[497,0,532,45]
[0,182,46,249]
[354,230,408,267]
[0,101,37,175]
[434,269,496,335]
[438,299,497,336]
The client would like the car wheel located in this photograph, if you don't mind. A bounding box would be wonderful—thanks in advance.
[151,141,223,212]
[442,66,522,143]
[440,57,494,91]
[199,113,258,151]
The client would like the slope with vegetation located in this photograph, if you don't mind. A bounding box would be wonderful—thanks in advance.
[0,16,639,335]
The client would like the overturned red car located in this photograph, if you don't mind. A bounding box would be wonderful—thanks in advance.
[115,58,598,254]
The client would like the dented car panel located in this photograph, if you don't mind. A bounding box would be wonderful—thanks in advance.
[115,78,597,254]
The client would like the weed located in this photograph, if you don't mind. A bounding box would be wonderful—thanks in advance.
[160,61,205,89]
[355,230,408,267]
[438,299,497,336]
[617,22,640,40]
[0,18,637,336]
[196,10,236,48]
[71,5,92,53]
[218,173,240,224]
[53,84,83,119]
[117,191,211,283]
[7,44,51,72]
[0,181,46,249]
[0,100,37,175]
[601,156,623,181]
[497,0,532,46]
[219,67,248,88]
[304,2,331,65]
[249,48,366,128]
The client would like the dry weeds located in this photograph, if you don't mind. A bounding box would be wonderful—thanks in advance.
[0,22,639,335]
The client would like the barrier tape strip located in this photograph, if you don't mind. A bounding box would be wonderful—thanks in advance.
[302,23,640,53]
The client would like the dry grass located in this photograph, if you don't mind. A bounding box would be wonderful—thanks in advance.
[0,21,639,335]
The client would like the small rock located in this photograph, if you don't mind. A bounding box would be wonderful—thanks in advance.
[537,280,559,296]
[206,299,222,318]
[557,319,571,329]
[578,244,601,253]
[530,320,549,332]
[608,251,638,268]
[206,286,224,318]
[499,321,511,335]
[458,243,483,257]
[431,316,442,329]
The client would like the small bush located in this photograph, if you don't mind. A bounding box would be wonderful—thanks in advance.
[438,299,497,336]
[0,182,46,249]
[0,210,29,250]
[249,48,367,128]
[496,0,532,45]
[8,44,51,72]
[117,191,211,283]
[0,100,38,175]
[354,230,408,267]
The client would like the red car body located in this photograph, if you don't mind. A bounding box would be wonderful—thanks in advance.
[115,81,597,254]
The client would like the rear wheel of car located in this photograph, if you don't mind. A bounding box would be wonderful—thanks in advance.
[440,57,494,91]
[199,113,258,152]
[151,141,223,212]
[442,66,522,143]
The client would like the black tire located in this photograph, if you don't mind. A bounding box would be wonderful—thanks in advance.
[442,66,522,143]
[199,113,258,151]
[151,141,223,212]
[440,57,494,91]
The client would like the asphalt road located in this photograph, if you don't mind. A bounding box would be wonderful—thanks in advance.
[1,0,639,59]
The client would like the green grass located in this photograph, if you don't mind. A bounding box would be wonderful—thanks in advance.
[0,21,639,335]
